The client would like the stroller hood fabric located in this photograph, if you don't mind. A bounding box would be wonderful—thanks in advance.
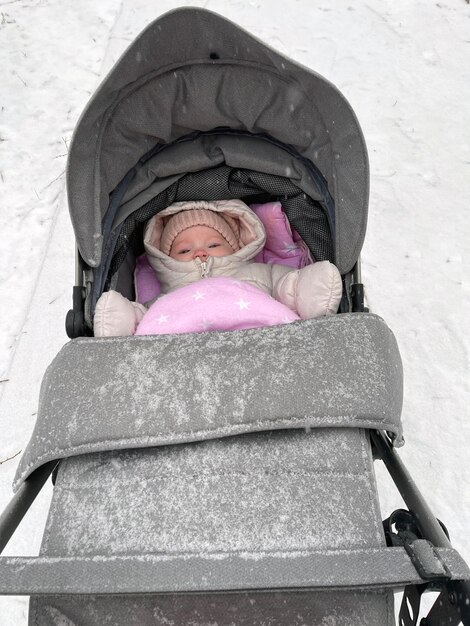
[67,7,369,274]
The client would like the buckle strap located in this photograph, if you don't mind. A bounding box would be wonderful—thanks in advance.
[405,539,448,580]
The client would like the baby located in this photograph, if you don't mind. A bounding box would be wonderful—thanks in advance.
[94,199,343,336]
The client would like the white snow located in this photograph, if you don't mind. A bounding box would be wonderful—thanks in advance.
[0,1,469,623]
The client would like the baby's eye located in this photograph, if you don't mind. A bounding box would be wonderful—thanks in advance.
[208,243,221,249]
[177,249,191,255]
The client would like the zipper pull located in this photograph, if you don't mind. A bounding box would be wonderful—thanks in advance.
[195,257,212,278]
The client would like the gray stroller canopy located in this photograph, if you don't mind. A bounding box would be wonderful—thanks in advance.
[67,7,369,275]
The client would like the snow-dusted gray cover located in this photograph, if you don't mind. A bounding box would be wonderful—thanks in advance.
[67,7,369,273]
[29,428,395,624]
[15,310,404,625]
[15,314,403,488]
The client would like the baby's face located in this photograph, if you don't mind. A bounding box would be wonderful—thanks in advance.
[169,225,234,261]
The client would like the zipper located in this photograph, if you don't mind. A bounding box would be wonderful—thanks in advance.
[196,258,212,279]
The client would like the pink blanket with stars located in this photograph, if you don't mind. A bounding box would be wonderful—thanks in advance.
[134,277,300,336]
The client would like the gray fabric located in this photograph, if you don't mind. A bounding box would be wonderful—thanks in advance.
[14,314,403,488]
[67,7,368,272]
[29,591,394,626]
[26,428,395,624]
[0,547,470,595]
[4,546,468,594]
[114,133,327,233]
[40,430,384,557]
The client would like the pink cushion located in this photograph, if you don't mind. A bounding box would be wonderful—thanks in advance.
[135,253,161,304]
[251,202,311,268]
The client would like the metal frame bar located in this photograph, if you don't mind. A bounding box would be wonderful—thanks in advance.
[0,461,56,554]
[371,430,470,625]
[371,430,451,548]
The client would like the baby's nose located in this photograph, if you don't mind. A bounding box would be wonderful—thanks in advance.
[193,249,208,260]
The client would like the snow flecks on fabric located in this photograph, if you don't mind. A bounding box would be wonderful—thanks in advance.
[31,589,394,625]
[40,429,382,559]
[14,314,403,487]
[31,423,396,621]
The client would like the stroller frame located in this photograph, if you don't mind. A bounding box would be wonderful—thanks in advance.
[1,7,469,625]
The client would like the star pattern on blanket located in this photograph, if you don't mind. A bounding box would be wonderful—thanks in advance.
[235,298,250,310]
[136,275,300,336]
[199,318,215,331]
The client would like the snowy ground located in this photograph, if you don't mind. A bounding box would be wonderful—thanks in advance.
[1,1,469,623]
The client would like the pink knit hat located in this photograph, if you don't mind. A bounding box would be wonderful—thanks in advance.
[160,208,240,256]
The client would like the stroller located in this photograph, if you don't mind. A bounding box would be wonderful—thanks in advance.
[1,7,469,625]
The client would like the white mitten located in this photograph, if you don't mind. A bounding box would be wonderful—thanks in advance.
[274,261,342,319]
[93,290,147,337]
